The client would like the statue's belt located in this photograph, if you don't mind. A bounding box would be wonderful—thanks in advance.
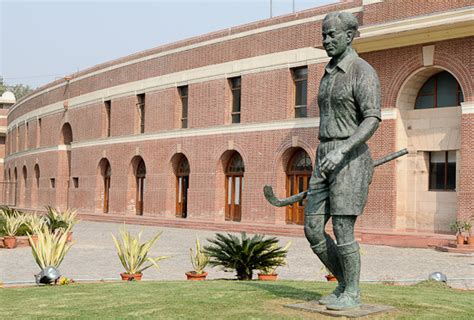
[263,148,408,207]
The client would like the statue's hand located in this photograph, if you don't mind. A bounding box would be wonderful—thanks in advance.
[320,147,346,178]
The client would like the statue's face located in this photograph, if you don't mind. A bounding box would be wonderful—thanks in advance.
[322,18,352,57]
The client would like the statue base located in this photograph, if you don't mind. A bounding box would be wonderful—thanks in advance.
[285,301,395,318]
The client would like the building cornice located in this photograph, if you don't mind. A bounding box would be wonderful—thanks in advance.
[5,110,397,162]
[354,7,474,53]
[7,48,329,130]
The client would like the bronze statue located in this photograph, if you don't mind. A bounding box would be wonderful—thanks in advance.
[264,12,406,311]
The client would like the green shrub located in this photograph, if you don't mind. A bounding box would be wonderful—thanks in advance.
[204,232,289,280]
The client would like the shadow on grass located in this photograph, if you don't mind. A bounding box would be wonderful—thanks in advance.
[240,281,323,301]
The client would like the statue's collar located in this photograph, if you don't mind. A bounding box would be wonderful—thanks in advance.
[326,48,358,74]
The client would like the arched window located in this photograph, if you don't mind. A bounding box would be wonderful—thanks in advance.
[225,152,244,222]
[176,156,190,218]
[61,123,73,144]
[286,149,312,225]
[415,71,464,109]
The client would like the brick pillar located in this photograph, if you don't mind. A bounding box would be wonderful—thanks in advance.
[55,148,70,209]
[458,103,474,221]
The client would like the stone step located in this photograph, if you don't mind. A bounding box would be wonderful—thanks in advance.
[435,245,474,254]
[448,242,474,248]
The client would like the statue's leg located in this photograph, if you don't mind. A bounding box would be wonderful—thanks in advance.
[326,215,361,310]
[304,213,345,304]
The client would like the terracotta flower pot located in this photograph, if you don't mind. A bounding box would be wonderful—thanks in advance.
[120,273,142,281]
[456,234,465,245]
[258,273,278,281]
[30,235,38,246]
[325,274,337,282]
[3,236,17,249]
[467,236,473,246]
[185,271,208,281]
[67,232,73,242]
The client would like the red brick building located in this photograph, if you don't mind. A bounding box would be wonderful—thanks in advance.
[4,0,473,238]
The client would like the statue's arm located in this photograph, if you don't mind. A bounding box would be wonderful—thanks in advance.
[339,117,379,155]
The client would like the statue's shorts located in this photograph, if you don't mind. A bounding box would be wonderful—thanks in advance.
[305,140,374,216]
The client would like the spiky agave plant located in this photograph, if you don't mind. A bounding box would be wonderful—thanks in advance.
[2,212,25,237]
[25,213,46,235]
[204,232,289,280]
[111,228,169,275]
[28,225,73,269]
[0,206,20,218]
[45,206,66,232]
[189,236,209,274]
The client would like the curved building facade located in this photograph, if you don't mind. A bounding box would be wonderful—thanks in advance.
[4,0,474,235]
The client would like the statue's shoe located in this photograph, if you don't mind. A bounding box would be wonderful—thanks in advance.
[318,284,345,305]
[326,292,361,311]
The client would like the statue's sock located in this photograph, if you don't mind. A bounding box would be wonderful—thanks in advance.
[311,235,345,286]
[336,240,360,296]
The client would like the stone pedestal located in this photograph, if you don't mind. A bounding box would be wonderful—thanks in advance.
[285,301,395,318]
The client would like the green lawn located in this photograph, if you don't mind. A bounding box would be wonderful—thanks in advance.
[1,280,472,319]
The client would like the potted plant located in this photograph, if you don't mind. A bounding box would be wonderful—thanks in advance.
[321,266,337,282]
[45,207,78,242]
[450,220,465,245]
[28,225,73,284]
[464,220,472,245]
[186,236,210,280]
[1,213,24,249]
[204,232,289,280]
[25,214,46,245]
[257,241,291,281]
[111,227,169,281]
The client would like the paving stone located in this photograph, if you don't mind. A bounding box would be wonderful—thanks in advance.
[1,221,473,290]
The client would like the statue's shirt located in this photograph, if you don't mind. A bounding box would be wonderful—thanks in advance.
[318,49,381,140]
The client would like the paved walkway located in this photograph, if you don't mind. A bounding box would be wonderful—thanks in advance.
[1,221,473,289]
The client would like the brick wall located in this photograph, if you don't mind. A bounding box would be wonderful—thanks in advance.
[4,1,472,233]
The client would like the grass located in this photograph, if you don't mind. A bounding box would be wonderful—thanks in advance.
[0,280,472,319]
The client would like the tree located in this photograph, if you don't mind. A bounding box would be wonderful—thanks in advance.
[0,76,34,100]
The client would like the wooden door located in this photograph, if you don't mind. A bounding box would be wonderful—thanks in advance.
[176,175,189,218]
[103,162,111,213]
[286,149,312,225]
[136,177,144,215]
[225,153,244,222]
[225,175,243,222]
[135,159,146,216]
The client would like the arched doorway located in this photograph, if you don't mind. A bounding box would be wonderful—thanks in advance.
[59,123,73,208]
[286,149,312,225]
[98,159,111,213]
[225,152,244,222]
[176,156,190,218]
[135,158,146,215]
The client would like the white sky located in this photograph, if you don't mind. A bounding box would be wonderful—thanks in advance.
[1,0,336,88]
